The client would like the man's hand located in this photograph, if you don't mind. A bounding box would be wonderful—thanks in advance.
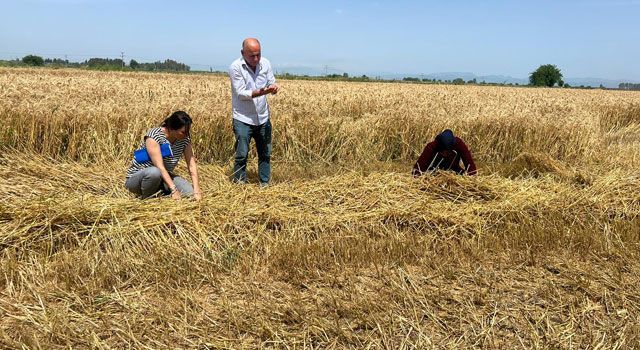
[193,191,202,201]
[266,83,279,95]
[171,190,182,200]
[254,84,279,97]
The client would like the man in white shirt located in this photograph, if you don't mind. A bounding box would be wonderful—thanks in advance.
[229,38,279,185]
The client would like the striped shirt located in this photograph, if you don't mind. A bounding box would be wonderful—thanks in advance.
[126,127,190,178]
[229,57,276,126]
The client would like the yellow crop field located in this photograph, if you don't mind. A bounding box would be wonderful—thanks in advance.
[1,67,639,348]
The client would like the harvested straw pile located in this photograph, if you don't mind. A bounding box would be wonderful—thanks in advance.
[1,153,639,348]
[498,152,594,186]
[1,68,640,348]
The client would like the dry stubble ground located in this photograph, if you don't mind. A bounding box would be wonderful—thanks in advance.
[0,68,639,349]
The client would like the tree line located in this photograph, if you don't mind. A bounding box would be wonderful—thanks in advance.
[399,65,617,89]
[7,56,637,89]
[619,83,640,91]
[5,54,190,72]
[401,65,569,87]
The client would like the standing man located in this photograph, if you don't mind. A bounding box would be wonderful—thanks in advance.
[229,38,279,185]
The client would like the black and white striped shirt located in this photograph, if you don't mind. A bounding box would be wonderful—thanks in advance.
[126,127,190,178]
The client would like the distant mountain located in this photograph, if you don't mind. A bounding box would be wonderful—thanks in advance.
[268,67,637,88]
[423,72,528,85]
[563,77,622,89]
[377,72,636,88]
[424,72,477,81]
[377,72,528,85]
[276,65,325,76]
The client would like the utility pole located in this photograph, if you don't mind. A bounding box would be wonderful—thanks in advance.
[324,65,328,76]
[121,51,125,67]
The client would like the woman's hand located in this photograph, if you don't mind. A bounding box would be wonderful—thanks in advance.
[184,144,201,201]
[171,189,182,200]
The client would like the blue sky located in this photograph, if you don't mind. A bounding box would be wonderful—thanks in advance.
[1,0,639,80]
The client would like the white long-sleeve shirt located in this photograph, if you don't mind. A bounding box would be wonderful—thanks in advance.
[229,57,276,126]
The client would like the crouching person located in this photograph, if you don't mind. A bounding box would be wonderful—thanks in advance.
[413,129,477,177]
[125,111,202,200]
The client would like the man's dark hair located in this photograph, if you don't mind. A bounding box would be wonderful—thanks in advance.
[435,129,456,151]
[161,110,192,135]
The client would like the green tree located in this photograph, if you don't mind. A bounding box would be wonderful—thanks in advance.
[619,83,640,90]
[22,55,44,66]
[529,64,563,87]
[129,59,139,69]
[452,78,465,85]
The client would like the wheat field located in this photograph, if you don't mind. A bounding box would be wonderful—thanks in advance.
[1,67,639,349]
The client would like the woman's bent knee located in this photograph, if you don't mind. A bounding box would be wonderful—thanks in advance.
[144,167,162,180]
[173,177,194,196]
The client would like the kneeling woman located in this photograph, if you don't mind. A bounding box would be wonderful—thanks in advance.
[125,111,202,200]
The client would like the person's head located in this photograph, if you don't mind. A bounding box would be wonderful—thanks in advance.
[161,110,192,140]
[241,38,261,69]
[435,129,456,154]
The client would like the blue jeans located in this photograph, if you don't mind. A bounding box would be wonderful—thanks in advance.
[232,118,272,184]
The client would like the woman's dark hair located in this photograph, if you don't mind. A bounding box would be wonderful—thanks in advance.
[161,110,192,135]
